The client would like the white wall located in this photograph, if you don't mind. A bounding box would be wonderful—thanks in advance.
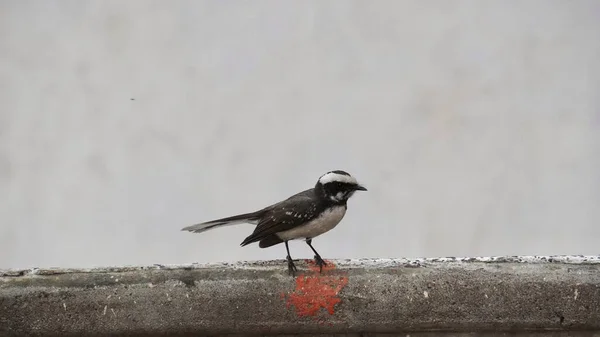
[1,0,599,269]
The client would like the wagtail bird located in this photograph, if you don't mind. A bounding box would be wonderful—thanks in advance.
[181,170,367,275]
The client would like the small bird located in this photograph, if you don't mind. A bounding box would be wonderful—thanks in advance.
[181,170,367,275]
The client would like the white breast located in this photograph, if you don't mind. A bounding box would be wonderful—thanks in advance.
[276,206,346,241]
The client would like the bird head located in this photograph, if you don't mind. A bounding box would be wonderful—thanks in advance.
[315,170,367,203]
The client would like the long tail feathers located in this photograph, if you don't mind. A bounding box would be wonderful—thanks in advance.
[181,212,261,234]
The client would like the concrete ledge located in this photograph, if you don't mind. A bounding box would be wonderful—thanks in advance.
[1,256,600,336]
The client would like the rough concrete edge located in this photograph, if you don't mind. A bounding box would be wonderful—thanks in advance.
[2,255,600,336]
[2,255,599,277]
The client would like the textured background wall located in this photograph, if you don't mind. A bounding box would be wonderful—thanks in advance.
[1,0,599,269]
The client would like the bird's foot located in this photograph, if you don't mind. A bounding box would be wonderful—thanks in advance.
[286,255,298,276]
[314,254,327,273]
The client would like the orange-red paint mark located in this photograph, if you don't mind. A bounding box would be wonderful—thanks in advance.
[305,259,337,272]
[283,260,349,318]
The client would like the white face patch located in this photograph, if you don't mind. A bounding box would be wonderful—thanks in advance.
[318,172,358,185]
[329,191,346,202]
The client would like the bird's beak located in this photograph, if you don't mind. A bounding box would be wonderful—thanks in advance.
[354,184,367,191]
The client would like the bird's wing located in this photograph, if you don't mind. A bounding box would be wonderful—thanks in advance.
[239,189,323,246]
[182,188,314,235]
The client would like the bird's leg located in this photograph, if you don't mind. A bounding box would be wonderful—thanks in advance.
[285,241,297,276]
[306,239,327,272]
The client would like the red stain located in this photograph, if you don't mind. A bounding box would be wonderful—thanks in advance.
[305,259,337,273]
[283,260,349,318]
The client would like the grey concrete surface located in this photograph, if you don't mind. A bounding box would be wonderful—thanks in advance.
[1,1,600,270]
[1,256,600,336]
